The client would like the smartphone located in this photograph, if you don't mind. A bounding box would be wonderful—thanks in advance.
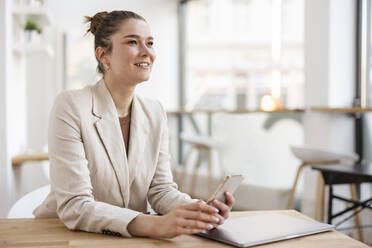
[206,175,244,204]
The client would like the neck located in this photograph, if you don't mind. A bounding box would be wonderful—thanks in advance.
[104,73,135,117]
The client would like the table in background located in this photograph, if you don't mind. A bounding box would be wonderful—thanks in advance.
[0,210,368,248]
[11,152,49,167]
[312,164,372,225]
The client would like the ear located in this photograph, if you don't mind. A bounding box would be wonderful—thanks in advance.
[95,46,110,67]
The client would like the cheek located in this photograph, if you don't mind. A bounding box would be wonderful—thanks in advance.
[151,50,156,61]
[112,57,133,72]
[123,48,137,58]
[113,47,136,63]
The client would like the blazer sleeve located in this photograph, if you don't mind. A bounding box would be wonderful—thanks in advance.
[48,92,141,237]
[147,101,195,214]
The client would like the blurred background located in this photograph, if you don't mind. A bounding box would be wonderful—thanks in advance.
[0,0,372,244]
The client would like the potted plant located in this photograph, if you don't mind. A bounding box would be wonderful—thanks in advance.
[24,19,42,43]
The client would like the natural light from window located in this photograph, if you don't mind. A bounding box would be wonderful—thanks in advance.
[184,0,304,111]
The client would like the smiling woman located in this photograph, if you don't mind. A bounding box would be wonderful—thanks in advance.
[86,11,154,87]
[32,10,236,238]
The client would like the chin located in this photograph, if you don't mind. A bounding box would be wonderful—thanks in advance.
[134,78,149,85]
[137,75,151,83]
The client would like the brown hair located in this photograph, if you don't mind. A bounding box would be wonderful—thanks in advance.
[85,10,146,74]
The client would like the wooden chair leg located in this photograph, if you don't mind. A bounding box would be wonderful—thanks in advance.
[287,163,307,209]
[350,184,364,242]
[314,172,325,222]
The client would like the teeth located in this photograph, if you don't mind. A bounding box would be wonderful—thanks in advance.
[135,63,149,67]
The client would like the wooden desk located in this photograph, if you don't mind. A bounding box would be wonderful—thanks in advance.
[0,210,368,247]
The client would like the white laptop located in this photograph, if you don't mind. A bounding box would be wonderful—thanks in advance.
[197,213,334,247]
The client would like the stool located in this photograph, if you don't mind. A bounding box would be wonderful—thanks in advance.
[313,164,372,242]
[288,145,364,241]
[177,133,225,197]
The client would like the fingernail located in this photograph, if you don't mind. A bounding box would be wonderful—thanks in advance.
[213,217,219,223]
[213,207,219,213]
[208,224,214,229]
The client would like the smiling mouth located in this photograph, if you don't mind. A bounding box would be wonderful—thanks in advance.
[134,62,150,69]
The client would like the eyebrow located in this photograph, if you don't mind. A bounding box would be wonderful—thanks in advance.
[123,34,153,40]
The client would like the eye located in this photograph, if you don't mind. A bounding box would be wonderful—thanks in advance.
[128,40,137,45]
[147,41,154,47]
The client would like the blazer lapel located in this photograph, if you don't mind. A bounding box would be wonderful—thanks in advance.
[127,96,149,187]
[92,79,130,207]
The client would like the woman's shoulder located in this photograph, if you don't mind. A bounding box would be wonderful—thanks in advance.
[134,95,168,127]
[135,95,165,115]
[52,84,95,116]
[55,85,93,105]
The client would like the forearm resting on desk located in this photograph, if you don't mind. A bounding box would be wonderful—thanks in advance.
[127,214,158,237]
[127,201,221,238]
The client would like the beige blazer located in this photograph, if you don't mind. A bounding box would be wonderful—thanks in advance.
[33,79,193,237]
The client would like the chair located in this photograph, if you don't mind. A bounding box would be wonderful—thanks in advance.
[177,133,225,197]
[288,145,364,241]
[7,184,50,218]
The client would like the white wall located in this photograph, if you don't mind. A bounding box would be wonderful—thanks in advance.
[328,0,355,107]
[0,0,9,218]
[303,0,356,218]
[1,0,29,217]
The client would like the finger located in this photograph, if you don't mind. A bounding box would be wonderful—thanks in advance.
[224,192,235,208]
[176,226,205,235]
[214,212,225,224]
[184,200,219,214]
[182,210,220,224]
[212,199,230,215]
[177,218,215,230]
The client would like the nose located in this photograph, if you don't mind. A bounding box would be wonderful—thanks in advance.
[139,42,155,60]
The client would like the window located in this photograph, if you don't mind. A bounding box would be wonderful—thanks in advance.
[184,0,304,110]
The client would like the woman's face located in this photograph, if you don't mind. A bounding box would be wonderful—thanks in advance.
[106,18,155,85]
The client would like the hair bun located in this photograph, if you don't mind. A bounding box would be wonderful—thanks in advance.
[85,11,108,35]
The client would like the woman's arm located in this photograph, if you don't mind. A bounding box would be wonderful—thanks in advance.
[128,200,220,238]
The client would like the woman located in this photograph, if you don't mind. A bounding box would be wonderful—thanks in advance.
[33,10,235,238]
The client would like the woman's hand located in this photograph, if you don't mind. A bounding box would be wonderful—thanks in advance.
[128,200,221,238]
[209,192,235,224]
